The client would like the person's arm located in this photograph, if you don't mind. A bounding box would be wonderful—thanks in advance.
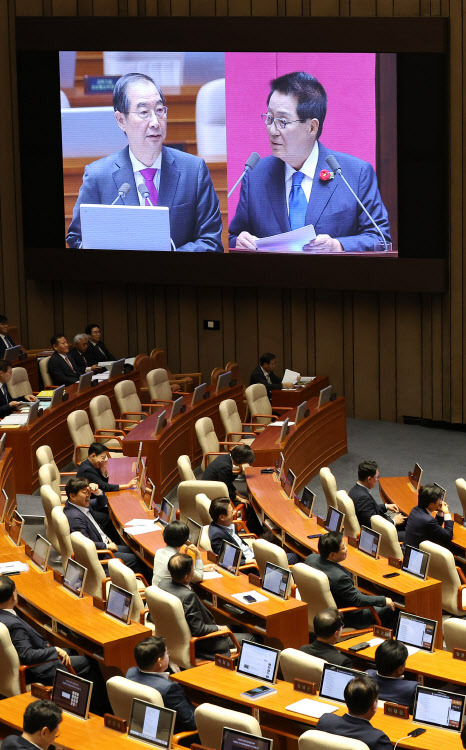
[209,528,224,557]
[8,621,57,665]
[430,514,454,542]
[374,732,394,750]
[151,550,168,587]
[166,682,196,731]
[65,510,107,550]
[77,464,119,493]
[335,161,391,253]
[335,569,387,609]
[182,591,219,637]
[174,160,223,253]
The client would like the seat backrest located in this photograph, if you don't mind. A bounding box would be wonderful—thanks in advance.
[38,462,61,498]
[456,478,466,517]
[219,399,243,443]
[67,409,94,464]
[252,538,290,579]
[39,485,62,552]
[245,383,272,426]
[51,505,73,568]
[225,362,242,386]
[146,368,173,403]
[70,531,106,599]
[196,493,215,526]
[107,676,163,721]
[370,515,402,560]
[39,356,52,387]
[144,586,192,669]
[149,349,170,374]
[419,540,462,615]
[177,454,195,482]
[107,558,145,622]
[292,563,336,631]
[299,730,369,750]
[8,367,32,398]
[36,445,55,471]
[336,490,360,538]
[211,367,225,389]
[195,417,220,471]
[319,467,338,513]
[178,481,229,524]
[90,393,116,432]
[280,648,326,685]
[444,617,466,651]
[199,525,213,552]
[0,623,21,697]
[195,703,261,750]
[114,380,142,425]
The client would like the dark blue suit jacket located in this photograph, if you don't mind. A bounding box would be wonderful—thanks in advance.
[66,145,223,253]
[348,483,390,529]
[63,501,108,549]
[125,667,196,732]
[316,712,393,750]
[366,669,418,712]
[0,610,59,683]
[228,143,391,253]
[404,504,454,550]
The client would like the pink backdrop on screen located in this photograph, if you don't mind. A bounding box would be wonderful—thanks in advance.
[225,52,376,221]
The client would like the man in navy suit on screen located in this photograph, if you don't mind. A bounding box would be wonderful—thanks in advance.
[229,71,391,253]
[66,72,223,252]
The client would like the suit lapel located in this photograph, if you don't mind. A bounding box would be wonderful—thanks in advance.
[112,146,139,206]
[158,147,180,209]
[306,143,341,228]
[267,158,290,233]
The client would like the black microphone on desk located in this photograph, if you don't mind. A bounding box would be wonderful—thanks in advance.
[227,152,261,198]
[137,182,154,206]
[325,154,388,252]
[111,183,131,205]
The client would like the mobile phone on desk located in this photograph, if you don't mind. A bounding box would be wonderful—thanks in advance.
[243,594,257,603]
[348,641,370,652]
[241,685,277,700]
[383,572,400,578]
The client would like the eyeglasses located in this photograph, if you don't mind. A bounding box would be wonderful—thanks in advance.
[261,113,304,130]
[130,106,168,121]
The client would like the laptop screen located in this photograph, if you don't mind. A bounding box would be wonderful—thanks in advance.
[106,583,133,624]
[128,699,176,748]
[31,534,52,571]
[319,664,364,703]
[413,686,465,732]
[396,612,437,653]
[186,517,202,547]
[324,506,344,533]
[262,562,290,599]
[236,640,280,684]
[410,462,423,490]
[191,383,206,406]
[52,669,93,720]
[221,728,273,750]
[217,540,241,575]
[358,526,381,559]
[8,510,24,546]
[402,545,430,580]
[295,400,307,425]
[282,469,296,499]
[216,371,231,393]
[63,559,87,597]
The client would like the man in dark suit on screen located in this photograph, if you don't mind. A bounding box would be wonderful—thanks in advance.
[2,700,62,750]
[348,460,406,541]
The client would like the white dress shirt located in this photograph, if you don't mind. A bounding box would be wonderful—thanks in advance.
[129,149,162,206]
[152,545,204,586]
[225,524,254,560]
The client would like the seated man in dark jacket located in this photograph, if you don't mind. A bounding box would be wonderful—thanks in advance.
[47,335,79,386]
[249,352,293,399]
[366,639,418,712]
[84,323,115,366]
[126,636,196,733]
[68,334,103,375]
[348,460,406,541]
[404,483,454,551]
[300,608,353,668]
[1,699,63,750]
[208,496,256,565]
[77,442,138,495]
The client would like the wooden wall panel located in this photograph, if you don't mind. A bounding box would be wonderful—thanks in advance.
[353,293,380,420]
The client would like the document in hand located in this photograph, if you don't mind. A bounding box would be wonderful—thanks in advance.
[255,224,316,252]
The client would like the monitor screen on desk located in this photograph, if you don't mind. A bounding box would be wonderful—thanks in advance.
[324,505,344,533]
[106,583,133,624]
[413,686,465,732]
[0,433,6,460]
[50,384,65,408]
[171,397,184,421]
[318,385,332,409]
[402,545,430,580]
[319,664,364,703]
[262,562,291,600]
[0,489,8,524]
[63,559,87,597]
[396,612,437,653]
[154,498,174,527]
[31,534,52,571]
[77,371,93,393]
[281,469,296,499]
[295,401,307,425]
[154,410,166,435]
[433,482,447,502]
[52,668,93,720]
[186,517,202,547]
[138,457,147,498]
[191,383,206,406]
[295,487,316,517]
[109,358,125,378]
[409,462,423,491]
[7,510,24,547]
[4,345,22,362]
[222,728,273,750]
[237,640,280,684]
[26,399,40,425]
[216,371,231,393]
[217,540,241,575]
[358,526,381,559]
[278,418,289,443]
[128,699,176,748]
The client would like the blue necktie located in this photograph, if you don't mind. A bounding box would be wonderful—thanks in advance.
[288,171,308,230]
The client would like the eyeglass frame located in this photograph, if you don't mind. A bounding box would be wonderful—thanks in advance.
[127,105,169,121]
[261,113,305,130]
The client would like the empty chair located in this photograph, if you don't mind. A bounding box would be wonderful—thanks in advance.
[252,538,290,579]
[7,367,34,399]
[195,78,226,158]
[149,349,201,392]
[36,445,77,486]
[146,368,176,403]
[177,480,228,524]
[336,490,361,538]
[444,617,466,651]
[195,416,235,470]
[225,361,242,386]
[39,356,53,387]
[107,676,163,721]
[70,532,111,599]
[195,703,261,750]
[50,505,73,568]
[89,394,127,449]
[219,399,256,445]
[456,479,466,517]
[320,467,338,514]
[177,455,195,482]
[114,379,156,428]
[299,730,369,750]
[67,409,96,464]
[244,383,275,428]
[370,515,403,560]
[38,462,65,500]
[419,540,466,616]
[40,485,62,552]
[280,648,326,685]
[107,558,149,626]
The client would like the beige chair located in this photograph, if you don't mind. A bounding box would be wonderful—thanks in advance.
[292,562,380,636]
[195,416,236,471]
[144,585,239,669]
[38,462,65,499]
[107,676,163,721]
[195,704,261,750]
[39,356,53,387]
[252,538,290,579]
[195,493,214,526]
[114,379,157,429]
[219,398,257,445]
[107,558,150,626]
[444,617,466,651]
[146,368,176,404]
[280,647,326,685]
[199,525,213,552]
[39,485,62,552]
[370,515,403,560]
[299,730,369,750]
[7,367,35,398]
[177,454,195,482]
[67,409,96,464]
[50,505,73,568]
[0,622,56,696]
[320,467,338,514]
[456,478,466,517]
[90,394,131,449]
[177,480,229,524]
[70,531,111,599]
[149,348,201,392]
[336,490,360,538]
[419,540,466,616]
[35,446,76,484]
[245,383,287,429]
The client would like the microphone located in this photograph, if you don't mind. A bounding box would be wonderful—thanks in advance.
[111,183,131,205]
[138,182,154,206]
[227,152,260,198]
[325,155,388,252]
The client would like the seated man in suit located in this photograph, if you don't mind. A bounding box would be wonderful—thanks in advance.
[366,639,418,712]
[63,477,143,573]
[47,335,79,386]
[304,532,397,629]
[68,333,102,375]
[0,360,37,417]
[249,353,293,398]
[0,315,23,359]
[300,607,353,668]
[404,483,454,551]
[348,460,406,541]
[76,442,138,496]
[229,71,390,253]
[316,674,393,750]
[66,73,223,253]
[84,323,116,366]
[2,699,62,750]
[126,636,196,733]
[208,496,256,565]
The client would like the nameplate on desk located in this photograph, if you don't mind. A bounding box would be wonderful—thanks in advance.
[384,703,409,719]
[454,513,464,525]
[388,556,402,569]
[248,573,262,588]
[31,684,53,700]
[373,625,393,639]
[316,516,325,528]
[53,570,63,584]
[92,596,105,611]
[293,678,316,695]
[207,551,218,564]
[347,536,358,548]
[104,714,127,733]
[453,648,466,661]
[215,654,237,670]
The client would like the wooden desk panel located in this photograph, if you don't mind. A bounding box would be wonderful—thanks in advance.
[271,376,329,408]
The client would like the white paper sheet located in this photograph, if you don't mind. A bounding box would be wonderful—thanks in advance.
[285,698,338,718]
[202,571,223,580]
[366,637,384,647]
[405,645,420,656]
[282,369,300,384]
[125,518,158,527]
[0,561,29,574]
[0,414,29,426]
[231,590,269,604]
[255,224,316,252]
[124,525,161,536]
[271,421,295,427]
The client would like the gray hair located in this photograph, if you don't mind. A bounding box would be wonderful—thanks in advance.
[73,333,88,345]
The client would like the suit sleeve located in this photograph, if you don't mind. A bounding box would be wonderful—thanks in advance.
[174,160,223,253]
[77,464,119,493]
[182,591,219,637]
[66,163,101,249]
[335,161,391,253]
[166,682,196,731]
[430,515,454,544]
[65,510,107,550]
[374,733,394,750]
[209,527,224,557]
[335,570,387,609]
[8,621,57,666]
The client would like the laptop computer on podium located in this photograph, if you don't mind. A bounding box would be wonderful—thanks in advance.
[80,204,171,251]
